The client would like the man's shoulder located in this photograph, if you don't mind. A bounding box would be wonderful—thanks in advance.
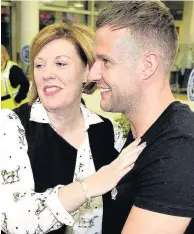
[143,102,194,161]
[158,101,194,139]
[172,101,194,120]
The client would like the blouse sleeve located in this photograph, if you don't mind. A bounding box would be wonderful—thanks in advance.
[0,109,74,234]
[112,123,126,153]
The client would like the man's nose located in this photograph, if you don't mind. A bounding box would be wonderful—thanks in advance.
[88,62,102,82]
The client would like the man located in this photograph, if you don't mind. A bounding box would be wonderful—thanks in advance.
[89,1,194,234]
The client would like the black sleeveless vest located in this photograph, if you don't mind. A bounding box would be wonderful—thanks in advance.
[14,103,119,234]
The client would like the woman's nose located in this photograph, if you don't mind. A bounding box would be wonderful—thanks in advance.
[42,69,56,81]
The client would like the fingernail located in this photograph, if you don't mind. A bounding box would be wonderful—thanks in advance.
[135,137,141,141]
[140,142,146,148]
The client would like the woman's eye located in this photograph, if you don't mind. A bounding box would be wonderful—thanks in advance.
[56,62,66,67]
[34,64,43,69]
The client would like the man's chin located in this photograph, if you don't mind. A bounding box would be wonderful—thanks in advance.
[101,102,122,114]
[100,101,113,113]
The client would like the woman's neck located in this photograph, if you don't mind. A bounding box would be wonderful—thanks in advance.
[46,103,85,149]
[46,103,83,133]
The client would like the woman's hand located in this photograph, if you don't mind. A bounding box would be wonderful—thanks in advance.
[85,138,146,198]
[58,138,146,213]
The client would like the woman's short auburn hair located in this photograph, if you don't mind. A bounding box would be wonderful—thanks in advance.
[29,23,96,104]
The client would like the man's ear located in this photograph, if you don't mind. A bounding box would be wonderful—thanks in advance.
[142,52,159,80]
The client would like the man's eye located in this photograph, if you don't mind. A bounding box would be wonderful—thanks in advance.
[103,58,108,64]
[103,58,111,67]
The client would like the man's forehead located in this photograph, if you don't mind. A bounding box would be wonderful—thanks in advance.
[95,26,133,50]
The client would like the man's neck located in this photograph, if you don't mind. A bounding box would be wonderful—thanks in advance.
[127,87,175,139]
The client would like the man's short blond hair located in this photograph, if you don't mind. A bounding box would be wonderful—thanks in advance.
[96,1,179,73]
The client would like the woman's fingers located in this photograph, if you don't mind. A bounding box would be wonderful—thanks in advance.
[118,153,139,171]
[119,145,145,167]
[121,138,146,155]
[113,138,143,162]
[123,142,146,157]
[111,142,146,171]
[117,142,146,161]
[119,163,135,179]
[121,137,141,154]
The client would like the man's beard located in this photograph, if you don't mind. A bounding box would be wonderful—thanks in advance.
[101,89,140,115]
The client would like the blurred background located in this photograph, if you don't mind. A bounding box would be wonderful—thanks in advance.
[1,0,194,120]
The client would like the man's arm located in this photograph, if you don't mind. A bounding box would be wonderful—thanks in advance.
[122,206,191,234]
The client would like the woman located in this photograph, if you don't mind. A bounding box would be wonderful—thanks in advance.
[1,45,29,110]
[0,23,146,234]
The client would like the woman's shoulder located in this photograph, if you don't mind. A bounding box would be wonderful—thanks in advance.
[14,103,31,114]
[0,108,19,121]
[0,109,22,138]
[13,103,31,122]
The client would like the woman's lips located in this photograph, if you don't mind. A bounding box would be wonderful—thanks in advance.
[43,85,61,96]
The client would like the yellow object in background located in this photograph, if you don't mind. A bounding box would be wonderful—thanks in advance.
[1,60,28,110]
[174,93,194,111]
[1,97,28,110]
[1,45,29,110]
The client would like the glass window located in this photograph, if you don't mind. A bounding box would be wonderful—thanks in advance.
[62,12,87,24]
[40,1,89,11]
[65,1,89,11]
[39,11,56,30]
[162,1,184,20]
[94,1,108,12]
[94,1,184,20]
[39,11,87,30]
[1,6,11,58]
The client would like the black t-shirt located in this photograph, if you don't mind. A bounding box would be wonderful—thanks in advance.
[110,101,194,233]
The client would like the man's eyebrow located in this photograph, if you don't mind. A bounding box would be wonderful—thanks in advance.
[95,53,112,61]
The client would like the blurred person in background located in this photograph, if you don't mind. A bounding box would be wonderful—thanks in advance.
[1,44,29,110]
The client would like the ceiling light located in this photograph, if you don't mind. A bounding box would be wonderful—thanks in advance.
[73,2,84,8]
